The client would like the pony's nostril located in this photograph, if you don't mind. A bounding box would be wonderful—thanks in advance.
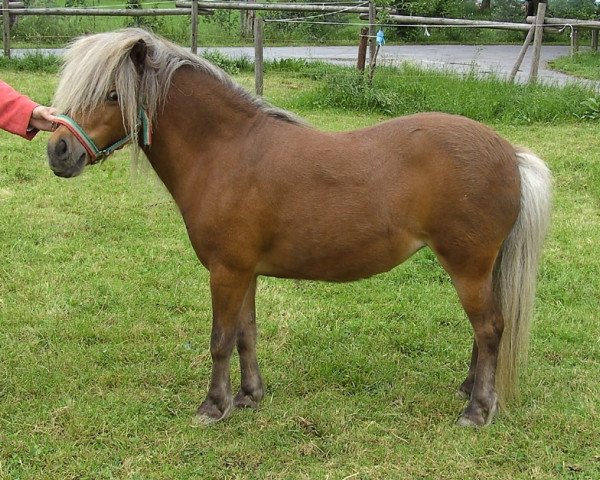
[56,139,68,157]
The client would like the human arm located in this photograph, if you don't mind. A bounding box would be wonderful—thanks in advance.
[0,80,58,139]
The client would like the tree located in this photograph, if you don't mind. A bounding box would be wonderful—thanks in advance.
[525,0,541,16]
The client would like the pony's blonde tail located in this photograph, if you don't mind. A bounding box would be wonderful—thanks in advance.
[494,149,552,406]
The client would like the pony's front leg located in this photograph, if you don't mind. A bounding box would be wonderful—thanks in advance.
[234,278,265,409]
[196,267,253,424]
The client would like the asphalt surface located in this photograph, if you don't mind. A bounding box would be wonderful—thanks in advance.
[13,44,596,87]
[207,44,581,86]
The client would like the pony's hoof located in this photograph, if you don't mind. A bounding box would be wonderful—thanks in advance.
[457,398,498,427]
[234,390,261,409]
[456,414,484,427]
[194,398,233,425]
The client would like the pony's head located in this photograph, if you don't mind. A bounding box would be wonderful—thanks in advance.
[47,28,196,177]
[47,28,305,178]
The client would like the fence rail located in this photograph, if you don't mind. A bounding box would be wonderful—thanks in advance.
[3,8,208,16]
[360,13,536,32]
[175,1,372,13]
[526,16,600,29]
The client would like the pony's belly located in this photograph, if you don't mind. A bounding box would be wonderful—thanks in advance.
[256,236,425,282]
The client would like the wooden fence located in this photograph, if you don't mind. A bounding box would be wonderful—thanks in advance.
[1,0,215,56]
[2,0,597,91]
[526,16,600,53]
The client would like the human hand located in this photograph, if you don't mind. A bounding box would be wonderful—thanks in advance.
[29,105,59,132]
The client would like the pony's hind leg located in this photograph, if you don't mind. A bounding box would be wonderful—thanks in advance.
[234,277,265,409]
[435,247,503,426]
[456,340,477,399]
[453,270,503,426]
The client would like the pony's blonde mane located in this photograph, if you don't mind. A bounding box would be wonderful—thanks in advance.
[53,28,303,167]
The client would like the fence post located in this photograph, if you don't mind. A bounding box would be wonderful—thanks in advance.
[368,44,380,84]
[592,30,598,52]
[240,2,246,37]
[509,24,535,83]
[528,0,546,83]
[254,16,263,96]
[241,0,255,37]
[190,0,198,54]
[570,27,578,56]
[357,27,368,71]
[248,0,255,36]
[2,0,11,58]
[368,0,375,68]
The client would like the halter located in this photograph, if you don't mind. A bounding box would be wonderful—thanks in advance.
[55,108,152,165]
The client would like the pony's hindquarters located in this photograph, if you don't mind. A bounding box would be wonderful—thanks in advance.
[494,149,552,404]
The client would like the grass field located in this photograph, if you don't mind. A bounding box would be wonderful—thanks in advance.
[1,66,599,479]
[549,51,600,81]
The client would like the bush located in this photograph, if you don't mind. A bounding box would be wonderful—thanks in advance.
[547,0,598,19]
[579,97,600,120]
[395,0,479,18]
[388,0,529,43]
[124,0,167,32]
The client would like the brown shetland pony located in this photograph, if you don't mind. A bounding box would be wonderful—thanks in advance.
[47,28,552,427]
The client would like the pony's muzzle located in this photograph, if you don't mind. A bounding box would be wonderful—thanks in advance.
[47,130,88,178]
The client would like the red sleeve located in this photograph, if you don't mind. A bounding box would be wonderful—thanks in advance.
[0,80,39,140]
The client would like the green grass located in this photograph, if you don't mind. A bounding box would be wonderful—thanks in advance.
[549,51,600,81]
[259,60,600,125]
[302,64,600,123]
[0,52,60,72]
[1,67,599,479]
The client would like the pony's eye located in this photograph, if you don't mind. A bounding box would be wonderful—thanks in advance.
[107,91,119,102]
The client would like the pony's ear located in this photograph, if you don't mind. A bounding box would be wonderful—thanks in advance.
[130,39,148,75]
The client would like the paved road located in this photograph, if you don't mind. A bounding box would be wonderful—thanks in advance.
[206,44,581,86]
[13,44,595,87]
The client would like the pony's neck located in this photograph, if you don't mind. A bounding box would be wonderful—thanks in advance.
[159,66,260,140]
[143,67,262,205]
